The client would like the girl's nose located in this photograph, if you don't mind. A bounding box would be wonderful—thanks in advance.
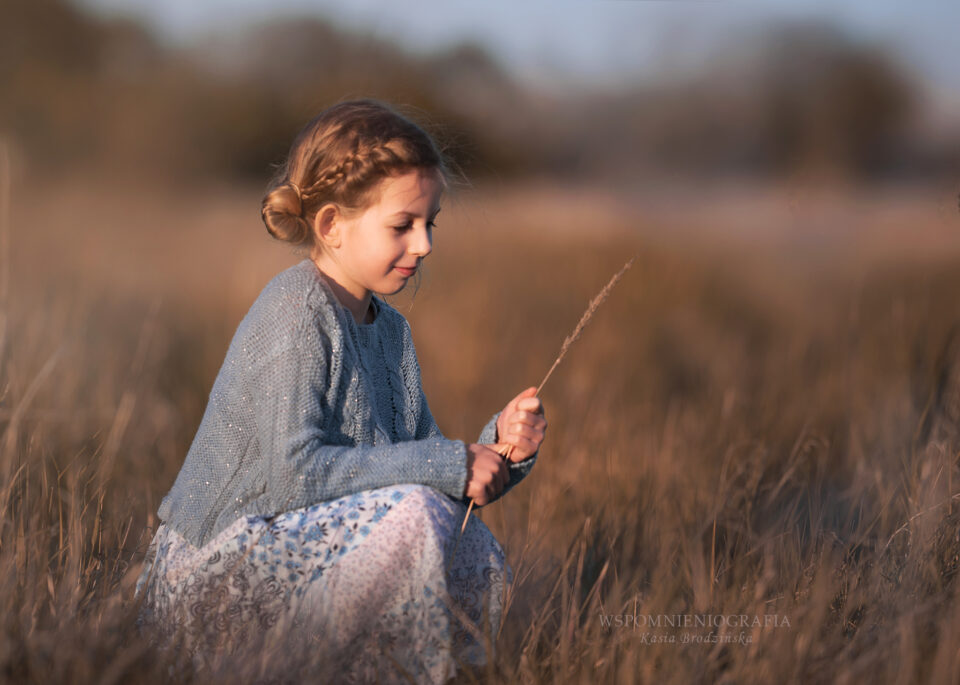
[410,225,432,257]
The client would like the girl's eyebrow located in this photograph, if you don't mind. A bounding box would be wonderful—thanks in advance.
[388,207,442,220]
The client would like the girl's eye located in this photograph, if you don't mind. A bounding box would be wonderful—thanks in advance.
[392,221,437,233]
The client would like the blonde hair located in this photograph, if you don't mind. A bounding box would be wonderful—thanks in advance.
[260,99,447,254]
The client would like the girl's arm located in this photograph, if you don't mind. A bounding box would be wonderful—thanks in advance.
[408,340,538,504]
[248,318,471,516]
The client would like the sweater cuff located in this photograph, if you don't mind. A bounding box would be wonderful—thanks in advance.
[478,411,501,444]
[419,436,470,500]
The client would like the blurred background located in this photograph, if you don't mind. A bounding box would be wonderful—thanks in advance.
[4,0,960,681]
[6,0,960,184]
[4,0,959,307]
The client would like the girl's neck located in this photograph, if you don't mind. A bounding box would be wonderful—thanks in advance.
[311,258,375,325]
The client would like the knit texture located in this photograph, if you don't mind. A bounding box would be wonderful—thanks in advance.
[158,259,537,548]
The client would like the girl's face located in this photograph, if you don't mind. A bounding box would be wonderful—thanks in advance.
[320,168,443,300]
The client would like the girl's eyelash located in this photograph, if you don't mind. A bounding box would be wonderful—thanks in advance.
[393,221,438,232]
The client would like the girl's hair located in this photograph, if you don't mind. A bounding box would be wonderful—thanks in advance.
[260,99,447,253]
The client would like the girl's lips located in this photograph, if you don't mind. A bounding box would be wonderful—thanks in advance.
[394,266,417,276]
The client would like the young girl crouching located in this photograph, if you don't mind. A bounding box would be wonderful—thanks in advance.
[134,99,547,684]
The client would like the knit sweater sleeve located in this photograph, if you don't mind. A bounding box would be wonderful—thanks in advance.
[405,321,537,505]
[247,311,471,515]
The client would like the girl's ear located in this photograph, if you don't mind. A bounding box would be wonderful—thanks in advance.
[312,204,343,249]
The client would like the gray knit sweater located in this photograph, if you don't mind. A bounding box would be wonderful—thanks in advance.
[157,259,537,548]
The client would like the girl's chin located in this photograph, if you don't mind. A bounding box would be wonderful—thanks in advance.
[381,281,408,296]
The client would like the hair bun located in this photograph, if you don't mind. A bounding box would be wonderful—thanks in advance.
[261,182,310,246]
[285,181,304,215]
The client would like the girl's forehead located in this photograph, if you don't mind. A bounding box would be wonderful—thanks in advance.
[374,169,443,210]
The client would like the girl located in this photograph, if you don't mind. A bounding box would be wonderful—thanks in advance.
[135,99,546,683]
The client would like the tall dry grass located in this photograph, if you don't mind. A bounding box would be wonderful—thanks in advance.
[2,168,960,683]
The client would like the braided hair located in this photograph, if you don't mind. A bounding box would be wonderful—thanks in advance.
[260,99,448,252]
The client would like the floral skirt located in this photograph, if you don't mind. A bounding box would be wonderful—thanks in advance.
[135,484,510,684]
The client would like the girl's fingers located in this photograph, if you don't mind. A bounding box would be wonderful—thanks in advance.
[509,411,547,430]
[506,430,543,456]
[509,389,538,414]
[502,417,545,449]
[517,398,543,413]
[519,437,538,453]
[509,423,543,440]
[499,388,544,443]
[506,439,538,462]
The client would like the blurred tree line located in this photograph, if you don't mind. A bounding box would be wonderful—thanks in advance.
[2,0,956,184]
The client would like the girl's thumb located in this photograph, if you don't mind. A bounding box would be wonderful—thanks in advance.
[511,386,537,405]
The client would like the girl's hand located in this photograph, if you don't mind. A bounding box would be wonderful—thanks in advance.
[496,386,547,463]
[465,443,511,506]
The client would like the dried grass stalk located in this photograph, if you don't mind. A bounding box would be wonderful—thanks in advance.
[451,256,636,561]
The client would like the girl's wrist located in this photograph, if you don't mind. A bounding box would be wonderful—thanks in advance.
[497,412,509,442]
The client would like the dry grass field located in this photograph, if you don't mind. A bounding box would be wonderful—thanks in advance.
[3,168,960,683]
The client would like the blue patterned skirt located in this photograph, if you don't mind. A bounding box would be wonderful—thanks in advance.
[135,484,510,683]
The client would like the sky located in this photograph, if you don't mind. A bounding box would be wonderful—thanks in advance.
[74,0,960,95]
